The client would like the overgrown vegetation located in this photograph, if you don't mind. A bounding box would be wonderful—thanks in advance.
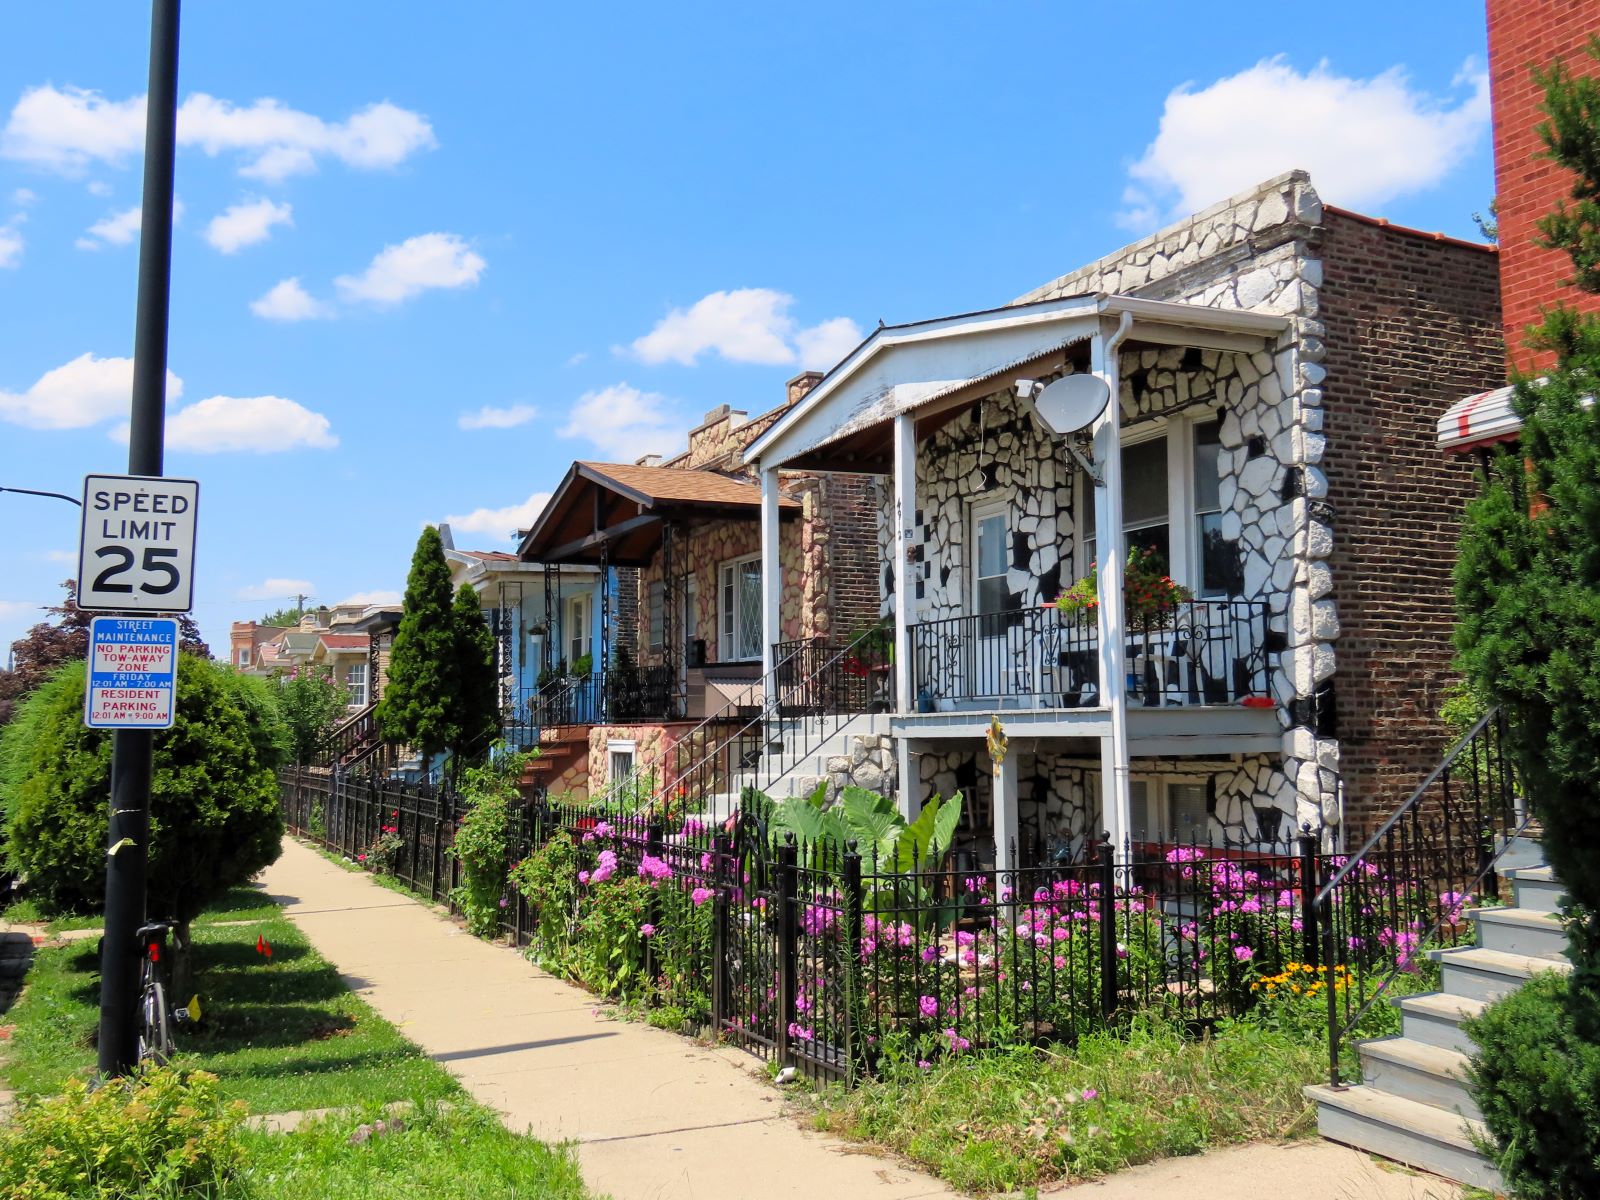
[276,667,347,765]
[0,1067,249,1200]
[810,1018,1321,1192]
[449,752,531,937]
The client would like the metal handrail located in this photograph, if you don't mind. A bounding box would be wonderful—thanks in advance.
[1315,707,1503,906]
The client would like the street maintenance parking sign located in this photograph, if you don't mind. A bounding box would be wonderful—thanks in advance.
[84,616,180,729]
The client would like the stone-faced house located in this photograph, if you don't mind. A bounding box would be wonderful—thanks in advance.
[516,375,883,800]
[743,171,1502,865]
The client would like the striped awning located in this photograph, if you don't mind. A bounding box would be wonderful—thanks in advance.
[1438,383,1521,454]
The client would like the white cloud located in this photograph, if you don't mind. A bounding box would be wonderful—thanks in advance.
[0,218,22,268]
[149,395,338,453]
[565,351,589,367]
[77,204,140,248]
[792,316,864,371]
[458,403,538,431]
[629,287,862,369]
[11,187,36,206]
[86,180,111,197]
[235,577,316,602]
[1,85,436,181]
[558,383,678,462]
[77,198,183,250]
[1119,57,1491,229]
[41,549,76,565]
[204,196,292,253]
[335,232,485,305]
[0,352,182,430]
[441,492,551,540]
[338,589,403,607]
[250,277,332,321]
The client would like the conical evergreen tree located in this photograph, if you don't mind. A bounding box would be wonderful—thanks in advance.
[1455,36,1600,979]
[452,582,500,763]
[379,526,459,758]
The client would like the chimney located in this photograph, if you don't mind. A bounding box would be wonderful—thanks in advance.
[787,371,826,406]
[635,454,663,467]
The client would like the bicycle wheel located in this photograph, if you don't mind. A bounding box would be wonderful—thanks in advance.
[137,976,173,1065]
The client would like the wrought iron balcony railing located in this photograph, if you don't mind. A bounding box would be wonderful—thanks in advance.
[908,598,1272,712]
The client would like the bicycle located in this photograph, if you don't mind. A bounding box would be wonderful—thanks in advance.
[135,921,194,1065]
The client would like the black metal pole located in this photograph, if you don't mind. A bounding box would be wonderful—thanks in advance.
[98,0,180,1079]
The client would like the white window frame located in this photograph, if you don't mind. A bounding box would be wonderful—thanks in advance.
[565,592,591,666]
[1097,771,1211,844]
[969,496,1012,621]
[606,738,637,785]
[345,662,369,708]
[237,647,251,668]
[1077,417,1208,590]
[717,552,763,662]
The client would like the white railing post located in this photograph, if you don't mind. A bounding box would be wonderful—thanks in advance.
[893,412,916,715]
[760,465,782,704]
[1092,314,1133,861]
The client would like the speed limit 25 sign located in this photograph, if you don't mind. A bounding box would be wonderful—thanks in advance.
[77,474,199,613]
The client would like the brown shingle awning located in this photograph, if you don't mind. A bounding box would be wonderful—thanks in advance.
[517,461,800,565]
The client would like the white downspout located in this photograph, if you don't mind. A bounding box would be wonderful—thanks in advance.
[892,412,917,719]
[759,464,782,695]
[1092,311,1135,861]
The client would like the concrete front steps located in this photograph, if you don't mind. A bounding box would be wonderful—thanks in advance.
[700,714,892,819]
[1307,863,1570,1192]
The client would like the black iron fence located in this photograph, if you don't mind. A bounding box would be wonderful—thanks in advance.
[909,599,1271,711]
[281,705,1521,1088]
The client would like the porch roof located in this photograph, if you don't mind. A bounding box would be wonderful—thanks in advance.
[517,460,800,566]
[745,292,1288,473]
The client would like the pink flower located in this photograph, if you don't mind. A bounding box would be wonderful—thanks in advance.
[1081,1087,1098,1101]
[919,995,939,1018]
[1233,945,1254,962]
[578,870,591,885]
[639,923,655,937]
[691,886,714,907]
[943,1028,971,1052]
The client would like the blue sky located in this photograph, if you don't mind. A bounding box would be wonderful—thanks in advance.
[1,1,1496,655]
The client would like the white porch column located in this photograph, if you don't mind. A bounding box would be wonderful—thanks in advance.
[897,737,918,822]
[1091,314,1134,860]
[992,747,1020,875]
[893,412,917,714]
[759,465,782,692]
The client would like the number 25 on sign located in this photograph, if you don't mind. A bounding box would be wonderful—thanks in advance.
[77,474,200,613]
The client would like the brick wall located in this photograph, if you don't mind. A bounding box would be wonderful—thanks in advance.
[822,472,884,638]
[1317,210,1504,832]
[1488,0,1600,370]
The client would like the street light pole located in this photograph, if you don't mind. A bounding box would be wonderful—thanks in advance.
[0,485,82,507]
[98,0,180,1078]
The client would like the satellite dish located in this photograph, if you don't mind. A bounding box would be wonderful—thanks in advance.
[1031,374,1109,436]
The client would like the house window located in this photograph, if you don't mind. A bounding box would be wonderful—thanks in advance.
[648,580,665,651]
[718,554,762,661]
[1081,434,1171,575]
[607,739,636,785]
[345,663,369,707]
[1192,419,1242,597]
[971,499,1013,637]
[565,593,591,666]
[237,647,250,668]
[1128,776,1210,843]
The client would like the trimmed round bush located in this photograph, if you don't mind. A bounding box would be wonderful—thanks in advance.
[1466,970,1600,1199]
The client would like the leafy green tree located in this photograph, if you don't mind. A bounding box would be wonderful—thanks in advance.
[258,605,305,627]
[378,526,459,759]
[1455,35,1600,981]
[276,667,346,764]
[452,582,500,762]
[1,658,285,987]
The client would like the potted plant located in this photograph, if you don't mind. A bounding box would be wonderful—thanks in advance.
[1054,546,1193,626]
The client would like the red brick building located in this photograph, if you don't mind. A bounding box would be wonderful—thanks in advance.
[1488,0,1600,368]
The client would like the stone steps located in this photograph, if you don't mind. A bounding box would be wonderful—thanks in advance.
[1309,846,1562,1189]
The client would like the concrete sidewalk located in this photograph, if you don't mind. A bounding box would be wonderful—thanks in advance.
[258,838,1463,1200]
[259,836,953,1200]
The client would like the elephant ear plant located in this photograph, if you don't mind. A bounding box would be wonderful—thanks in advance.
[762,784,964,913]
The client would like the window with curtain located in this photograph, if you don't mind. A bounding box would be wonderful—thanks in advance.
[1081,434,1170,574]
[1192,418,1243,597]
[648,581,664,651]
[566,593,591,665]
